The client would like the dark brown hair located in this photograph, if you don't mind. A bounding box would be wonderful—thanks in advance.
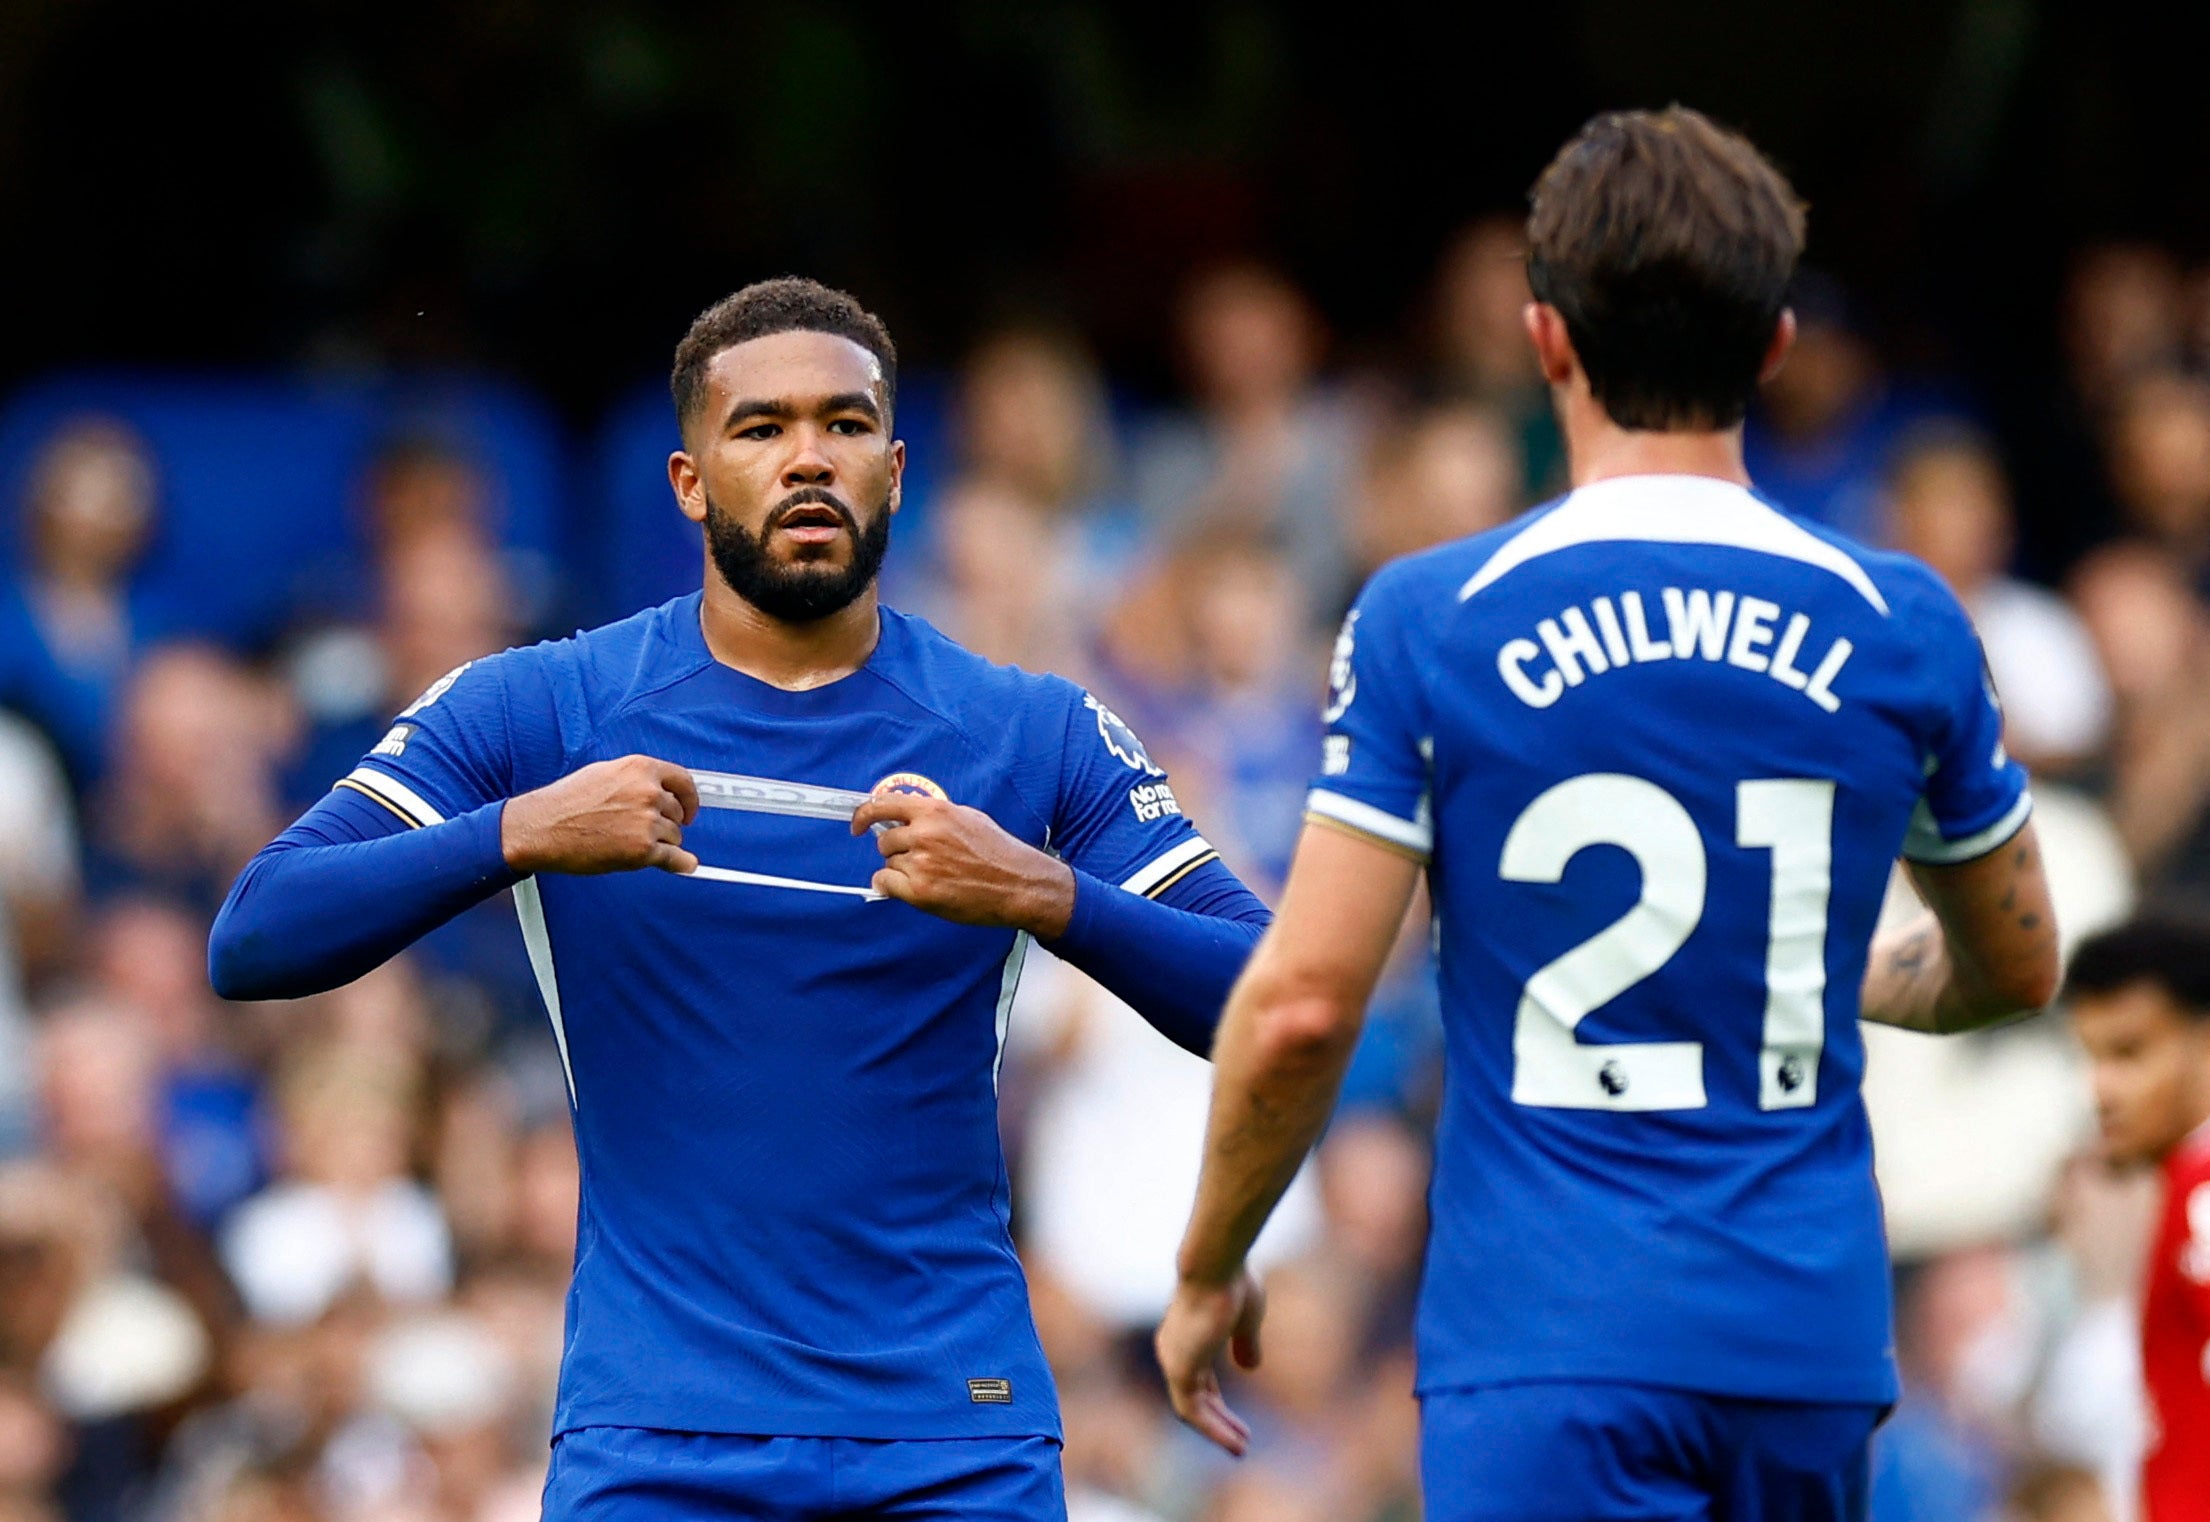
[1526,106,1806,431]
[671,277,897,435]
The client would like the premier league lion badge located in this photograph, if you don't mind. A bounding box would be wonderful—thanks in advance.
[1084,695,1165,777]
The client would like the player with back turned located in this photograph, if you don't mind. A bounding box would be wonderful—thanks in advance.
[209,279,1272,1521]
[2067,914,2210,1522]
[1156,108,2062,1520]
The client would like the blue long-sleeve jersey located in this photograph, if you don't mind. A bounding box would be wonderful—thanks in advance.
[211,594,1268,1442]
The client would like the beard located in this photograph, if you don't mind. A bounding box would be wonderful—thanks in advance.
[704,484,893,624]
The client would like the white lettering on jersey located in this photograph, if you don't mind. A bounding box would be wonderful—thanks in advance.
[1499,639,1564,708]
[1128,782,1182,823]
[370,724,413,758]
[1323,611,1360,724]
[1495,587,1855,713]
[2184,1183,2210,1285]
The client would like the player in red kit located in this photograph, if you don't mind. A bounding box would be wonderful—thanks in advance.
[2068,914,2210,1522]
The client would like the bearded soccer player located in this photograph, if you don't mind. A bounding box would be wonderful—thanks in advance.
[1155,108,2061,1522]
[2069,915,2210,1522]
[209,279,1270,1521]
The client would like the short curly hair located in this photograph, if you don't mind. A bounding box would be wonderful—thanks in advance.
[670,277,898,434]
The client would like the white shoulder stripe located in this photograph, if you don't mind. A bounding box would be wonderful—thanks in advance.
[1306,789,1433,857]
[1120,836,1216,896]
[1901,790,2033,865]
[344,766,447,826]
[1457,475,1889,615]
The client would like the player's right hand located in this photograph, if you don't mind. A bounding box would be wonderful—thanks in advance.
[1155,1269,1265,1457]
[499,756,701,876]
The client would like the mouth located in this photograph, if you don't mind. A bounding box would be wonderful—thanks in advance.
[774,503,851,547]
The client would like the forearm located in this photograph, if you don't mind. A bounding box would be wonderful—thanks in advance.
[1044,864,1270,1056]
[1176,936,1363,1285]
[1860,910,2039,1035]
[210,795,517,1001]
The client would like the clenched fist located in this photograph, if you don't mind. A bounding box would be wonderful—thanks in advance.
[501,756,701,876]
[849,792,1074,936]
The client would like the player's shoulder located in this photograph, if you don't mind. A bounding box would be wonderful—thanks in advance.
[872,606,1088,731]
[1760,503,1971,629]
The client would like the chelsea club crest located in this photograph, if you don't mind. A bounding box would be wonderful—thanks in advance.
[871,772,950,802]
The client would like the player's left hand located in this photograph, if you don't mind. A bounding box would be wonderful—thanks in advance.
[1154,1270,1265,1457]
[851,792,1075,936]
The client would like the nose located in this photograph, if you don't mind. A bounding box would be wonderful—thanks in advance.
[782,425,835,487]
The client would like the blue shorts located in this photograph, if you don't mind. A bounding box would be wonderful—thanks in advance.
[1421,1383,1880,1522]
[541,1426,1066,1521]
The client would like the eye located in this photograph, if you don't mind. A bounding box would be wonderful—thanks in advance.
[735,422,780,441]
[828,417,872,436]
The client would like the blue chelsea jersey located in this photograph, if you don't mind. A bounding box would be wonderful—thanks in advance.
[337,595,1218,1441]
[1312,475,2031,1405]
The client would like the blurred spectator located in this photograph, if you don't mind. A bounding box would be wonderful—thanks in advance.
[1746,273,1924,542]
[1159,528,1319,891]
[2063,246,2187,416]
[918,482,1083,676]
[921,324,1143,668]
[0,420,159,783]
[0,714,78,1154]
[2104,371,2210,578]
[2072,545,2210,894]
[1350,400,1523,579]
[0,1163,210,1522]
[1881,426,2113,775]
[1131,264,1364,620]
[91,898,267,1227]
[285,517,518,807]
[952,326,1132,541]
[220,1039,451,1329]
[89,645,294,916]
[1009,954,1322,1338]
[1426,214,1564,497]
[1872,1249,2026,1522]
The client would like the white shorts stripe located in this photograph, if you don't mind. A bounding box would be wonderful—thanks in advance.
[1120,836,1216,896]
[344,766,447,827]
[1306,789,1433,856]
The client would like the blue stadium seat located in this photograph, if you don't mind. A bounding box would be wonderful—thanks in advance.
[0,369,572,649]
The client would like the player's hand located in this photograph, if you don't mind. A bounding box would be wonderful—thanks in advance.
[851,792,1075,936]
[1154,1270,1265,1457]
[500,756,701,876]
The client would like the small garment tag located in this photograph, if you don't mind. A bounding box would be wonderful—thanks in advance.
[967,1378,1013,1404]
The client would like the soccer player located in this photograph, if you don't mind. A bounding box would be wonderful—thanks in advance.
[1155,108,2061,1521]
[209,278,1271,1521]
[2068,915,2210,1522]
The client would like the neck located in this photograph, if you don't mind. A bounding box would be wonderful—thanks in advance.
[698,570,881,691]
[1557,383,1752,489]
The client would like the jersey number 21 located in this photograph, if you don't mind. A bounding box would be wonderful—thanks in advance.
[1500,774,1833,1114]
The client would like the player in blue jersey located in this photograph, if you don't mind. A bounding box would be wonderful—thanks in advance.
[1156,109,2063,1521]
[209,278,1272,1520]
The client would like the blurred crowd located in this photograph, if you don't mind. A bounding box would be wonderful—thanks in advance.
[2,220,2210,1522]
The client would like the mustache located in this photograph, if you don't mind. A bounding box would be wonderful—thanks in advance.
[766,487,860,534]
